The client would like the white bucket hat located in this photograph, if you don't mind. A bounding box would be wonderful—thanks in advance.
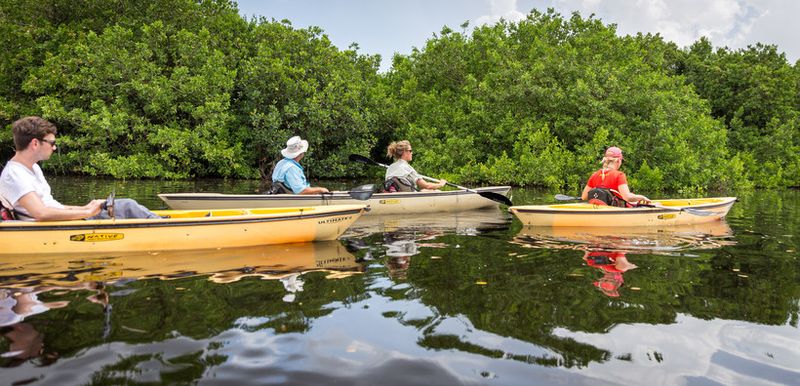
[281,136,309,159]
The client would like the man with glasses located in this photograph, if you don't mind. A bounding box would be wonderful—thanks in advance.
[0,116,159,221]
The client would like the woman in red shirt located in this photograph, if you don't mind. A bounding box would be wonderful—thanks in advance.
[580,147,650,206]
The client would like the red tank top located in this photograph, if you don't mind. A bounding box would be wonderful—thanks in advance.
[587,169,628,191]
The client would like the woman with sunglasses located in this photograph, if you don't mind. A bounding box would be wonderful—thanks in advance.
[384,140,446,192]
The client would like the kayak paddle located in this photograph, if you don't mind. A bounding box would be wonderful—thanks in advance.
[102,190,116,218]
[554,194,581,201]
[638,202,715,216]
[347,184,377,201]
[555,193,714,216]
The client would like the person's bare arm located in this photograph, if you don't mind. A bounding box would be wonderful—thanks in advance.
[416,178,446,190]
[16,192,102,221]
[580,184,592,200]
[61,200,104,211]
[616,184,650,204]
[299,187,330,195]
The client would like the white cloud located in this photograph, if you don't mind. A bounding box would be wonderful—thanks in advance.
[552,0,770,51]
[554,314,800,385]
[238,0,800,70]
[475,0,527,25]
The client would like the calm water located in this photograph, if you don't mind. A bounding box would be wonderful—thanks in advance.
[1,178,798,385]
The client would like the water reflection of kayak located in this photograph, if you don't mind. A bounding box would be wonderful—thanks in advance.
[513,221,735,252]
[0,241,362,288]
[343,209,512,237]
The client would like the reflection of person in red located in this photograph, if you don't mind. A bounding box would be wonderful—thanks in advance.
[584,251,637,297]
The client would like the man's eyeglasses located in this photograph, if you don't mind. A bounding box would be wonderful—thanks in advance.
[406,149,413,154]
[39,138,57,147]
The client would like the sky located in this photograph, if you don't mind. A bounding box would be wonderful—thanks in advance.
[236,0,800,72]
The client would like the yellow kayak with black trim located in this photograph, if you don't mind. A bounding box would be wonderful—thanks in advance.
[0,205,366,255]
[509,197,736,227]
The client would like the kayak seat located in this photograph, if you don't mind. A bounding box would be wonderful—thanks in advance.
[383,177,416,193]
[267,181,292,195]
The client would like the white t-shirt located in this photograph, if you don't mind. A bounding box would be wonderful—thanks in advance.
[385,159,422,189]
[0,160,64,218]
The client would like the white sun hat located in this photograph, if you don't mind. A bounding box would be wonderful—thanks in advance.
[281,136,309,159]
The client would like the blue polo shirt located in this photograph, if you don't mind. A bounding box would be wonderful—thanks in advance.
[272,158,310,194]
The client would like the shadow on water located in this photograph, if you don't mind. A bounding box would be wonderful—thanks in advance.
[1,180,799,385]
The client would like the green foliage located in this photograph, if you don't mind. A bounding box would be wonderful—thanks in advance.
[670,39,800,187]
[236,20,383,179]
[629,160,664,193]
[0,0,382,179]
[383,9,750,190]
[0,3,797,188]
[22,22,244,178]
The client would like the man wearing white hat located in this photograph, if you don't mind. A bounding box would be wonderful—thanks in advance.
[271,136,329,195]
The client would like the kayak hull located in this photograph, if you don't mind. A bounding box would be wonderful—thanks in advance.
[0,205,366,255]
[509,197,737,227]
[158,186,511,215]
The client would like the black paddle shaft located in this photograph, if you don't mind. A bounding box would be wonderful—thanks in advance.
[554,193,714,216]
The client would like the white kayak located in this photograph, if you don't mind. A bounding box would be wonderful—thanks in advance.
[159,186,512,215]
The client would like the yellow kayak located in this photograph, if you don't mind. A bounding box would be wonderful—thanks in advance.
[509,197,737,227]
[0,205,366,255]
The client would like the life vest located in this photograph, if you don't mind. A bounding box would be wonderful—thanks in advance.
[0,194,17,221]
[587,188,628,207]
[383,176,416,193]
[585,251,627,272]
[267,181,292,195]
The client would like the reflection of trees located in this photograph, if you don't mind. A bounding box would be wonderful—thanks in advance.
[697,190,800,326]
[1,273,370,382]
[382,228,800,368]
[418,330,611,368]
[410,256,634,367]
[1,241,369,381]
[683,247,800,325]
[382,230,445,281]
[3,192,798,378]
[368,233,633,367]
